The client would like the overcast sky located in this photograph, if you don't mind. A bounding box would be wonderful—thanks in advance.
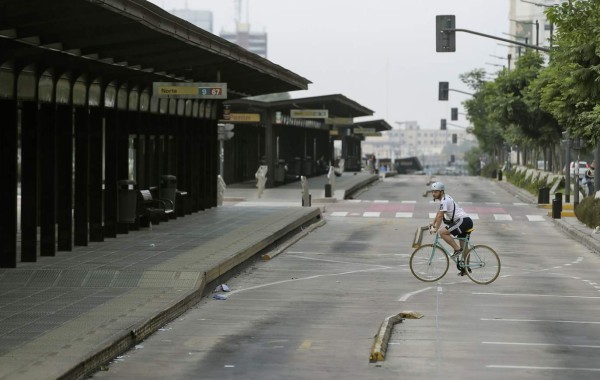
[148,0,512,130]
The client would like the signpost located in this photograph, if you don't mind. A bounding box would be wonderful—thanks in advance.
[153,82,227,99]
[290,109,328,119]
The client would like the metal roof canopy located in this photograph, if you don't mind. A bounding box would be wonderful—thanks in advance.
[0,0,310,97]
[226,94,374,118]
[353,119,393,132]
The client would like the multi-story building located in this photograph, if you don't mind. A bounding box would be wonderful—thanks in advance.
[362,121,477,170]
[508,0,558,59]
[220,24,268,58]
[169,9,213,32]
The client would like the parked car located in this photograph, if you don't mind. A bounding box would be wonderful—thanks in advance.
[563,161,589,179]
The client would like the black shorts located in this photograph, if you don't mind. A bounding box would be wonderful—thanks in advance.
[446,217,473,238]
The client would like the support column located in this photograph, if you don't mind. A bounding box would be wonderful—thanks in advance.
[21,101,38,261]
[74,106,89,246]
[56,104,73,251]
[39,103,56,256]
[89,107,104,242]
[0,99,18,267]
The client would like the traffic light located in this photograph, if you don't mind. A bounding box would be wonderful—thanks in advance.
[440,119,447,130]
[451,107,458,121]
[436,15,456,52]
[439,82,449,101]
[218,123,235,140]
[452,133,457,144]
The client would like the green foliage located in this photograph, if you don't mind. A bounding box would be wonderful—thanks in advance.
[574,196,600,229]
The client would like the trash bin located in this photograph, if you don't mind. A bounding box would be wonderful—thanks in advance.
[538,187,550,204]
[275,159,286,183]
[497,169,502,181]
[117,180,137,223]
[159,175,177,205]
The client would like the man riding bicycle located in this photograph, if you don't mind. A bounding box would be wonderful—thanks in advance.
[428,181,474,275]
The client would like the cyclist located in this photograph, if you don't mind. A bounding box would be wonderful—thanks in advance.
[428,181,474,275]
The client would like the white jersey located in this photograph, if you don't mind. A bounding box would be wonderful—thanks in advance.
[438,194,468,225]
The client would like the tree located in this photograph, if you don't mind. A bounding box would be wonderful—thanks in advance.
[544,0,600,145]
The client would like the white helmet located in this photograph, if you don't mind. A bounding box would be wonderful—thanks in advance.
[431,181,445,191]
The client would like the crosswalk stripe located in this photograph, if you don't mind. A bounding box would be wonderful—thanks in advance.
[330,212,348,217]
[526,215,545,221]
[374,200,389,203]
[470,214,479,220]
[395,212,413,218]
[363,212,381,217]
[494,214,513,221]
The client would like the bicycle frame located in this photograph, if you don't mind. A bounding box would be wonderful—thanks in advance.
[430,231,471,263]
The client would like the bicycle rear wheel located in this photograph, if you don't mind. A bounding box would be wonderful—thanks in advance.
[410,244,449,282]
[464,245,500,284]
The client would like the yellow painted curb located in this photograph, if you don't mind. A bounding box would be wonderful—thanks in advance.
[547,210,576,218]
[538,203,574,210]
[369,311,423,363]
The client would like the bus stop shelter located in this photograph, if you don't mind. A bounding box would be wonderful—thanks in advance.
[223,94,373,186]
[332,119,392,171]
[0,0,310,268]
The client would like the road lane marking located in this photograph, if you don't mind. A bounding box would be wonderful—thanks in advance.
[398,286,433,302]
[494,214,513,221]
[486,365,600,372]
[473,292,600,299]
[483,342,600,349]
[395,212,413,218]
[470,213,479,220]
[363,212,380,217]
[526,215,545,221]
[481,318,600,324]
[330,212,348,217]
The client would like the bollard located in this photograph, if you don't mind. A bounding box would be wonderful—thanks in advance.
[301,176,310,207]
[552,199,561,219]
[554,192,563,212]
[325,184,332,198]
[538,187,550,204]
[497,170,503,181]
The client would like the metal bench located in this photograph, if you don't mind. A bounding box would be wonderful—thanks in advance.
[137,189,174,227]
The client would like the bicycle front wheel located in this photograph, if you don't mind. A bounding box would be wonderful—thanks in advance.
[464,245,500,284]
[410,244,449,282]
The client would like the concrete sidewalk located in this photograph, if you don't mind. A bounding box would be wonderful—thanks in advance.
[0,204,323,380]
[224,172,380,204]
[497,180,600,255]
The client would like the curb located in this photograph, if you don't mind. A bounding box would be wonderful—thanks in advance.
[63,208,323,380]
[369,311,423,363]
[262,219,326,260]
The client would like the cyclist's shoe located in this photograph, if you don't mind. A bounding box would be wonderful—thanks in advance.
[451,249,463,258]
[457,269,466,276]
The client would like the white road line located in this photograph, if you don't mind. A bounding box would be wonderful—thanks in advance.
[473,292,600,299]
[494,214,513,221]
[470,213,479,220]
[374,200,389,203]
[483,341,600,349]
[402,200,416,203]
[398,286,433,302]
[513,202,529,205]
[526,215,545,221]
[395,212,413,218]
[363,212,380,217]
[486,202,501,205]
[330,212,348,217]
[486,365,600,372]
[481,318,600,324]
[429,212,437,218]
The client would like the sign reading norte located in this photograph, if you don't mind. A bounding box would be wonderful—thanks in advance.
[153,82,227,99]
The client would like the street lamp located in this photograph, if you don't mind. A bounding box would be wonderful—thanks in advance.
[511,19,539,46]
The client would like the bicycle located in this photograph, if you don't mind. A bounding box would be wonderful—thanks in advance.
[409,226,501,284]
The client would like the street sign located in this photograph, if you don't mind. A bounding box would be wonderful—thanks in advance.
[153,82,227,99]
[353,127,376,134]
[325,117,353,125]
[290,109,328,119]
[227,113,261,123]
[218,123,235,140]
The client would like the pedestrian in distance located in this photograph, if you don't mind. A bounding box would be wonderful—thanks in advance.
[585,160,595,197]
[428,181,474,275]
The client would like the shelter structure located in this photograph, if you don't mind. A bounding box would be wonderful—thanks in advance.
[0,0,310,268]
[223,94,373,186]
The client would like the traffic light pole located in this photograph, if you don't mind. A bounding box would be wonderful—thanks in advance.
[444,28,550,53]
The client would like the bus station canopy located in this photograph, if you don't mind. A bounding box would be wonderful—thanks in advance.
[0,0,310,97]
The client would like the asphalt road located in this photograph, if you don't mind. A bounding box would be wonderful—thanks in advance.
[93,175,600,380]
